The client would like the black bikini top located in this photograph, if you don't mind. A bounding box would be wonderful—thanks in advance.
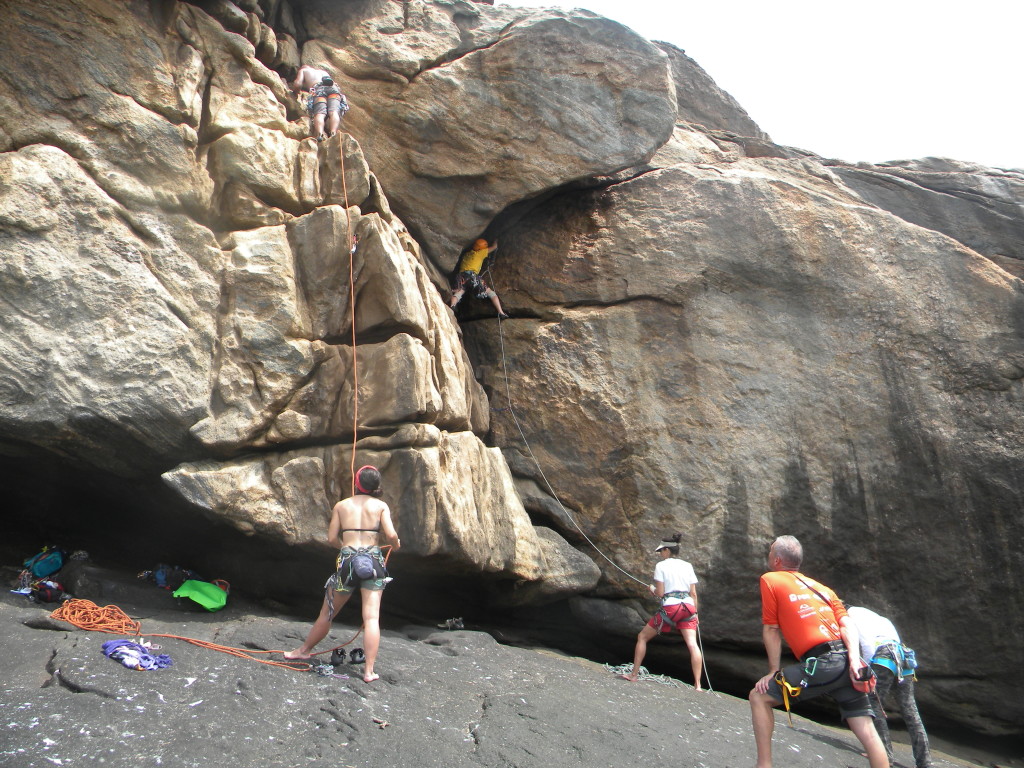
[341,521,381,534]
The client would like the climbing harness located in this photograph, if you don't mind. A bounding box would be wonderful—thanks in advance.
[50,599,362,673]
[492,314,713,692]
[774,647,849,727]
[871,642,917,681]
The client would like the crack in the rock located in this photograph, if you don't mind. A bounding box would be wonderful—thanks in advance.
[829,164,1024,220]
[561,293,684,311]
[407,32,510,83]
[43,662,118,699]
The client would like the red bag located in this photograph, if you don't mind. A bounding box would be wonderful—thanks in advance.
[852,665,877,693]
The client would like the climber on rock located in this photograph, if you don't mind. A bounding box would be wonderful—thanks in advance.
[289,66,349,141]
[289,64,330,96]
[450,238,508,318]
[309,76,348,141]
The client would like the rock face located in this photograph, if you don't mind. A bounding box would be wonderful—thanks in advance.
[0,0,603,607]
[299,0,678,269]
[828,157,1024,272]
[1,0,1022,740]
[463,135,1024,734]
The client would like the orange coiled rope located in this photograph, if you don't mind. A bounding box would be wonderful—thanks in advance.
[51,599,141,635]
[49,599,360,672]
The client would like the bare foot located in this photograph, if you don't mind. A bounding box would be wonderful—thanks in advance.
[618,673,638,682]
[283,649,313,660]
[363,672,380,683]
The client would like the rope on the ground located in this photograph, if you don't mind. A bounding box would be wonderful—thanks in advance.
[603,662,682,687]
[51,599,141,635]
[50,599,361,672]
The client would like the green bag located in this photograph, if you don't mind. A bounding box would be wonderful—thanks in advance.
[173,580,227,612]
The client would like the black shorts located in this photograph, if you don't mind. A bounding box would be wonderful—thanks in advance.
[454,270,492,299]
[765,650,873,721]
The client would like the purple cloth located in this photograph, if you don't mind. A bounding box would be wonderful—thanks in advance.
[102,640,172,670]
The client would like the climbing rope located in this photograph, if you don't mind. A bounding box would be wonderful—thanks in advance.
[696,624,713,692]
[50,599,361,673]
[603,663,682,687]
[493,314,646,588]
[339,135,359,496]
[492,310,713,692]
[50,599,141,635]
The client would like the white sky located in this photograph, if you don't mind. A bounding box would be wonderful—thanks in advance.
[496,0,1024,170]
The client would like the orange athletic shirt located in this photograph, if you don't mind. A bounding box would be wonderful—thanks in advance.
[760,570,847,660]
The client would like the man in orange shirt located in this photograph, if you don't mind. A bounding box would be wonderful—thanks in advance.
[749,535,888,768]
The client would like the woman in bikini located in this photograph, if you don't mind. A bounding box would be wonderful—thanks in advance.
[284,465,400,682]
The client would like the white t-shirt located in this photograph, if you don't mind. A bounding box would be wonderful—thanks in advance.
[654,558,697,606]
[847,605,900,662]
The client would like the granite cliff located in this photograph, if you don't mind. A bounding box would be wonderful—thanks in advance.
[1,0,1021,739]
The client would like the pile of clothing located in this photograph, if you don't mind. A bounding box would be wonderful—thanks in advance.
[101,640,173,671]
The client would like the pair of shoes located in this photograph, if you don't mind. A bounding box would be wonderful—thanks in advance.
[437,617,464,630]
[330,647,366,664]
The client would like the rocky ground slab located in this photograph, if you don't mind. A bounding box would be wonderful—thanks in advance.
[0,567,982,768]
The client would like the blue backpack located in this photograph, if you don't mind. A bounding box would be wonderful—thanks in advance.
[24,547,64,579]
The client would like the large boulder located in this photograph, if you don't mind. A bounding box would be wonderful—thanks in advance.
[0,0,597,599]
[1,0,1022,740]
[465,153,1024,734]
[300,1,678,267]
[0,144,219,474]
[828,157,1024,271]
[655,41,768,139]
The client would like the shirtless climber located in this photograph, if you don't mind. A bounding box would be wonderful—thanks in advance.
[288,65,349,141]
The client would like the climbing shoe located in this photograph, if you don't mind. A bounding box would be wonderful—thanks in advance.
[349,648,365,664]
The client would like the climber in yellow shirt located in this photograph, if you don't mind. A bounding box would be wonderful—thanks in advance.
[449,238,509,318]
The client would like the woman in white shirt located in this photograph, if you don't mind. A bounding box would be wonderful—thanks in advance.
[620,532,704,689]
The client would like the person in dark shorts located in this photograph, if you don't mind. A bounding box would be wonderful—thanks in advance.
[449,238,508,318]
[749,535,887,768]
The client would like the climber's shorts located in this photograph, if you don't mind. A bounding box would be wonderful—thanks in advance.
[323,547,387,617]
[764,650,874,721]
[454,270,494,300]
[647,602,698,633]
[310,95,342,116]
